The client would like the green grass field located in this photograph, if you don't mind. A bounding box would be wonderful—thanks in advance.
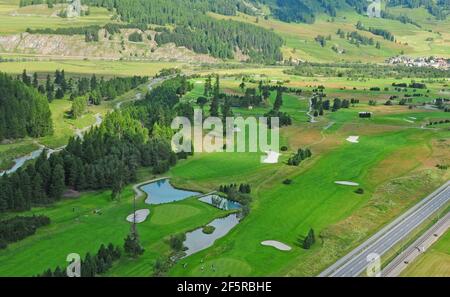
[0,0,113,35]
[0,68,449,277]
[0,60,185,77]
[168,128,442,276]
[209,8,450,62]
[0,169,231,276]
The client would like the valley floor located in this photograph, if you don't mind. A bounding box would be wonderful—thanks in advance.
[1,70,449,276]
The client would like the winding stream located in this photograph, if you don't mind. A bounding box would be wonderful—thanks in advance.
[1,76,169,176]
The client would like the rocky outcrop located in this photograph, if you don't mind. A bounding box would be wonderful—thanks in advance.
[0,31,218,63]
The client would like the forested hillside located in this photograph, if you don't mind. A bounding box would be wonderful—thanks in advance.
[258,0,449,23]
[388,0,450,20]
[83,0,283,62]
[0,72,53,141]
[0,75,190,212]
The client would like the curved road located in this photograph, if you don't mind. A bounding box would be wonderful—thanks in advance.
[319,181,450,277]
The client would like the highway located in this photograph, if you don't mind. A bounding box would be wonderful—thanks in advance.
[382,212,450,277]
[319,181,450,277]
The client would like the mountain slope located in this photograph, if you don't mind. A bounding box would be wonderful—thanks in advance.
[1,0,449,64]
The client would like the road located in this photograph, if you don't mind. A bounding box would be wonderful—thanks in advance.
[114,75,171,109]
[319,181,450,277]
[382,212,450,277]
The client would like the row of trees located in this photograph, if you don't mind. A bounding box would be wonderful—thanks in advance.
[287,148,312,166]
[271,0,368,24]
[27,22,150,42]
[38,243,122,277]
[356,21,396,42]
[311,94,353,117]
[22,68,147,106]
[19,0,66,7]
[0,72,53,140]
[0,215,50,249]
[285,62,450,79]
[219,183,251,194]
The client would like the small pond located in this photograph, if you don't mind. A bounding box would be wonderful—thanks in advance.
[199,194,241,211]
[142,179,201,205]
[182,213,240,258]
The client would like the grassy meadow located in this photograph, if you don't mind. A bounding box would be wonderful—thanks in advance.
[0,0,113,35]
[209,8,450,62]
[0,60,185,77]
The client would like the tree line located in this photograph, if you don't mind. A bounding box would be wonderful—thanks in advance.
[287,148,312,166]
[356,21,395,42]
[26,22,148,42]
[0,215,50,249]
[285,62,450,78]
[37,242,122,277]
[219,183,251,194]
[22,68,147,107]
[264,87,293,128]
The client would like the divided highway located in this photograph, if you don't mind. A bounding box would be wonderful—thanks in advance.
[382,212,450,277]
[319,181,450,277]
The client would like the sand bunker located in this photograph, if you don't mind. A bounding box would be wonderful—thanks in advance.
[126,209,150,223]
[335,181,360,186]
[261,240,292,251]
[261,150,281,164]
[404,119,414,123]
[346,136,359,143]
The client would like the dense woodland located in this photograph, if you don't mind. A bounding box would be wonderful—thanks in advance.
[22,68,147,106]
[264,0,448,23]
[0,215,50,249]
[82,0,283,62]
[0,72,53,141]
[0,76,191,213]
